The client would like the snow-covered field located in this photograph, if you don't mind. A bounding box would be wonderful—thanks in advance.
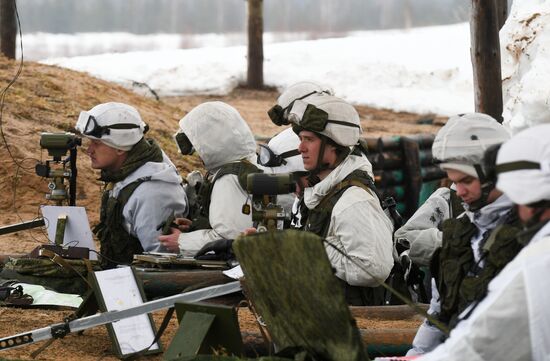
[41,23,474,117]
[32,0,549,130]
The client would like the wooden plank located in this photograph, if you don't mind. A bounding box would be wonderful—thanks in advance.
[350,304,428,320]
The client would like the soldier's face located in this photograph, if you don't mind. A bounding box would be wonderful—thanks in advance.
[517,204,534,223]
[298,130,337,171]
[446,169,482,205]
[84,138,127,172]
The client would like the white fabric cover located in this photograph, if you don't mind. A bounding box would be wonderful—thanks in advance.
[289,94,362,147]
[14,283,83,308]
[76,102,147,151]
[178,172,255,256]
[177,101,257,170]
[496,124,550,205]
[432,113,511,175]
[276,81,333,109]
[303,154,394,286]
[261,127,305,174]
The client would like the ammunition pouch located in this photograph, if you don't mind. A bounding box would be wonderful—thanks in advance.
[434,212,522,329]
[449,189,465,219]
[433,216,477,325]
[456,221,523,322]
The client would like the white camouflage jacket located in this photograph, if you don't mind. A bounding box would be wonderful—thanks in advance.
[303,154,394,287]
[112,152,188,252]
[418,220,550,361]
[176,102,257,256]
[394,187,458,266]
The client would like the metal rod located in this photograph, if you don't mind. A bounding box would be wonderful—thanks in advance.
[0,218,45,236]
[0,280,241,351]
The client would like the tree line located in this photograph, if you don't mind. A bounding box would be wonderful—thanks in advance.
[16,0,469,34]
[1,0,507,121]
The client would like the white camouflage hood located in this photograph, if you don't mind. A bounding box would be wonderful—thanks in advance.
[178,101,257,170]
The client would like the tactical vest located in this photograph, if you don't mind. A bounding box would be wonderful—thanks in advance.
[302,169,385,306]
[303,169,377,237]
[188,160,261,231]
[432,210,523,330]
[93,179,147,269]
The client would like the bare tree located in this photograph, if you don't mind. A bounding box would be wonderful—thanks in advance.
[470,0,503,122]
[495,0,508,30]
[0,0,17,59]
[403,0,413,29]
[247,0,264,89]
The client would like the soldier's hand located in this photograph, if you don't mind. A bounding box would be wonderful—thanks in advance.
[158,228,181,253]
[242,227,257,236]
[174,217,193,232]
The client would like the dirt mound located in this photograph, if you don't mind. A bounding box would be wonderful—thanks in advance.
[0,55,445,361]
[0,56,444,254]
[0,57,198,253]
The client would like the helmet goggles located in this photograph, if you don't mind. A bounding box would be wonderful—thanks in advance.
[257,143,300,167]
[288,100,361,133]
[173,131,195,155]
[267,90,318,126]
[76,111,146,139]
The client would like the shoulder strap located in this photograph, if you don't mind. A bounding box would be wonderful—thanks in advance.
[317,170,376,210]
[117,177,150,206]
[190,160,261,231]
[306,170,376,238]
[213,159,262,191]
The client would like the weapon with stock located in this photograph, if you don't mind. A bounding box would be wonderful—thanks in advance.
[0,281,241,352]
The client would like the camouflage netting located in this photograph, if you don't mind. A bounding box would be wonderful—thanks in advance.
[233,229,368,361]
[0,257,100,295]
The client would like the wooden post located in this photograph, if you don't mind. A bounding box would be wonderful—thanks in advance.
[247,0,264,89]
[495,0,508,30]
[0,0,17,59]
[470,0,504,122]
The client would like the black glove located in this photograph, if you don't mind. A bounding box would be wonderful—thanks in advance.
[194,239,234,261]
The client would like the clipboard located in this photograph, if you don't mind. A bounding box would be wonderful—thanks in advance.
[90,267,162,358]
